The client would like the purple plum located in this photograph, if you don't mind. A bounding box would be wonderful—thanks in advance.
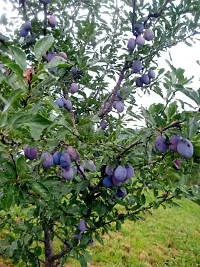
[105,165,115,176]
[102,176,113,188]
[132,60,142,73]
[23,21,32,31]
[55,98,64,108]
[112,176,123,187]
[19,28,28,38]
[141,74,150,85]
[62,167,74,180]
[125,165,134,180]
[169,136,181,152]
[53,151,61,165]
[177,139,193,159]
[115,101,124,113]
[78,220,86,232]
[100,119,108,130]
[63,98,72,112]
[66,146,79,161]
[155,135,169,153]
[60,152,71,170]
[70,83,79,94]
[148,69,156,79]
[136,77,143,87]
[24,146,38,160]
[40,152,53,168]
[46,52,56,62]
[144,29,154,41]
[127,38,136,51]
[39,0,50,3]
[58,52,67,60]
[114,166,127,182]
[48,15,57,28]
[136,35,145,46]
[134,24,144,34]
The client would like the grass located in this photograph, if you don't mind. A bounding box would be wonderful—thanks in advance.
[1,198,200,267]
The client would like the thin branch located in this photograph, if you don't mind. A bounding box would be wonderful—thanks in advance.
[10,154,18,180]
[118,140,142,158]
[48,245,71,262]
[131,0,137,34]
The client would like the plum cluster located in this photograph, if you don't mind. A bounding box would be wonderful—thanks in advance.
[155,135,194,159]
[135,68,156,87]
[127,24,154,52]
[24,145,80,180]
[55,97,72,112]
[102,164,134,198]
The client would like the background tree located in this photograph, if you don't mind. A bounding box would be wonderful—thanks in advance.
[0,0,200,266]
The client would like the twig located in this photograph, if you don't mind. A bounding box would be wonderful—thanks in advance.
[118,140,142,157]
[131,0,137,34]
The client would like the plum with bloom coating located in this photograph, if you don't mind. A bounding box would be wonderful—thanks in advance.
[177,139,193,158]
[155,135,169,153]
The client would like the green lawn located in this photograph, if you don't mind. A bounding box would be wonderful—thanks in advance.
[1,199,200,267]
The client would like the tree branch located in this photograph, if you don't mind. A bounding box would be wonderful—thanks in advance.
[48,245,71,262]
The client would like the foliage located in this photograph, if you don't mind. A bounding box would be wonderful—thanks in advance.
[0,0,200,266]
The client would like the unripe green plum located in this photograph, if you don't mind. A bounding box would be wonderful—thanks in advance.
[40,153,53,168]
[62,167,74,180]
[148,69,156,79]
[141,74,150,85]
[48,15,57,28]
[58,52,67,60]
[132,60,142,73]
[136,35,145,46]
[169,135,181,152]
[155,135,169,153]
[144,29,154,41]
[24,146,38,160]
[114,166,127,182]
[177,139,193,158]
[134,24,144,34]
[70,83,79,94]
[127,38,136,51]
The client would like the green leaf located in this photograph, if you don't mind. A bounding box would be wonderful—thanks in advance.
[46,56,69,68]
[28,181,50,200]
[1,89,24,114]
[34,36,54,61]
[1,186,14,211]
[10,46,27,71]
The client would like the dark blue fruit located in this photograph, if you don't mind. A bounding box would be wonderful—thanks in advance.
[115,101,124,113]
[127,38,136,51]
[134,24,144,34]
[60,152,71,170]
[100,119,107,130]
[63,98,72,112]
[19,28,28,38]
[23,21,32,31]
[102,176,113,188]
[125,165,134,180]
[136,77,143,87]
[66,146,79,161]
[53,151,61,165]
[62,167,74,180]
[116,187,127,198]
[148,69,156,79]
[39,0,50,3]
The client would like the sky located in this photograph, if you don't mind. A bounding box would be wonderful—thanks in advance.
[0,0,200,116]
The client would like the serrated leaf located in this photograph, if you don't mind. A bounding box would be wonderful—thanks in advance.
[34,36,54,61]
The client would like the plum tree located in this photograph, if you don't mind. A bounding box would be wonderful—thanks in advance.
[0,0,200,267]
